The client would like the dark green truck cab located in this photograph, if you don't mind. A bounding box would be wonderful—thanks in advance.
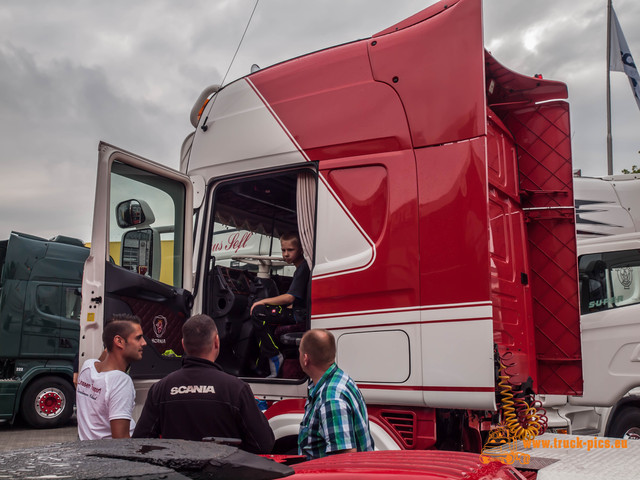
[0,232,88,427]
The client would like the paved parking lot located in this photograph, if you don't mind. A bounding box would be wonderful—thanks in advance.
[0,415,78,452]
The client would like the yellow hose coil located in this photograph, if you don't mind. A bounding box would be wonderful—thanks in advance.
[498,361,543,440]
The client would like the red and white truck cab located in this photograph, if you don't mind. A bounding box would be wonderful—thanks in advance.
[80,0,581,451]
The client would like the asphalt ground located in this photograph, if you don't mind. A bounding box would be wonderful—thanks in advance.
[0,414,78,452]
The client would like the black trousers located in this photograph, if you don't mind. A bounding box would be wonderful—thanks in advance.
[251,304,295,359]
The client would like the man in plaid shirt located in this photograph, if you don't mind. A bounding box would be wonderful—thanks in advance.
[297,329,374,459]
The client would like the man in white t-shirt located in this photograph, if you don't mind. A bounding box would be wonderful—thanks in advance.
[76,314,146,440]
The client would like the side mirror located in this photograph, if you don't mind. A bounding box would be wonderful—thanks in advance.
[116,200,155,228]
[121,228,160,279]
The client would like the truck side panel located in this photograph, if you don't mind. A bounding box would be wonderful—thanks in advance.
[487,113,537,388]
[417,138,495,409]
[313,152,422,400]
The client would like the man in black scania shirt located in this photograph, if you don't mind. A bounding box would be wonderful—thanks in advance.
[132,314,274,454]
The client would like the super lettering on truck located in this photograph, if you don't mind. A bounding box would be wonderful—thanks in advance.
[80,0,582,451]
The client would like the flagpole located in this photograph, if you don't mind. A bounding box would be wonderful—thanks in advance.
[606,0,613,175]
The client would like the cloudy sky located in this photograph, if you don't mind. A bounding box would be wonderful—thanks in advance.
[1,0,639,242]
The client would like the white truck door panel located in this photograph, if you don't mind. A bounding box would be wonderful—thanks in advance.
[80,142,193,379]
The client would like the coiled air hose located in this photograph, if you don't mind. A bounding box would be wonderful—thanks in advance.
[496,356,548,441]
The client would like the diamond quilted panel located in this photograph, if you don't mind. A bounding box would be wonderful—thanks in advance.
[121,296,187,356]
[495,100,582,395]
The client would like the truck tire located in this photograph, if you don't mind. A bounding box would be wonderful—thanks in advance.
[608,408,640,440]
[20,376,74,429]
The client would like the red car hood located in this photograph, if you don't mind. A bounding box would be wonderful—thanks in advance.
[290,450,526,479]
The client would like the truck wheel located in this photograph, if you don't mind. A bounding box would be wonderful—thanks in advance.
[609,408,640,440]
[20,377,74,429]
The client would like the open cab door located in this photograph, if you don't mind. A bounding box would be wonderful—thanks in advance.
[80,142,193,382]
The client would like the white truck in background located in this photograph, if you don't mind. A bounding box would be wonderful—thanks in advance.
[574,174,640,238]
[543,174,640,439]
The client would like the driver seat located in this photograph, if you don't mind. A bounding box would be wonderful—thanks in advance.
[274,322,306,379]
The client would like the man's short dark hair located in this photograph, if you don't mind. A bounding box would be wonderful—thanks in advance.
[103,314,141,351]
[182,314,218,357]
[300,329,335,367]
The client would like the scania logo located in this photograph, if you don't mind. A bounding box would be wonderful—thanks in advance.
[152,315,167,338]
[617,267,633,290]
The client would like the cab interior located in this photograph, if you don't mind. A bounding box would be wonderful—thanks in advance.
[203,169,315,379]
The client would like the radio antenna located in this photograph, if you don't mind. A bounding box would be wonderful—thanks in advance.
[220,0,260,87]
[200,0,260,133]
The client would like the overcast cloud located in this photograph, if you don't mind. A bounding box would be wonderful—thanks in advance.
[0,0,639,242]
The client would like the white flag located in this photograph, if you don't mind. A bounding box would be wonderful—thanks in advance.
[610,7,640,110]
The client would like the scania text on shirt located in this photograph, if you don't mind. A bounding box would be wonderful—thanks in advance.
[170,385,216,395]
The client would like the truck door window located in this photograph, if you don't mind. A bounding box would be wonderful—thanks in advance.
[579,250,640,314]
[35,284,81,321]
[110,161,187,287]
[36,285,61,316]
[64,287,82,321]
